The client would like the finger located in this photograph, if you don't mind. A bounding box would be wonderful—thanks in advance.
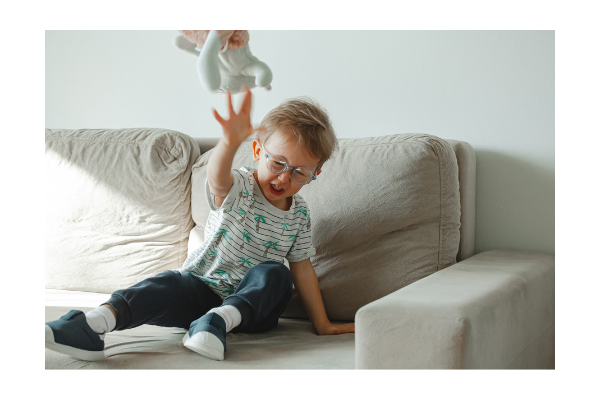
[226,91,234,116]
[212,108,226,125]
[240,86,252,115]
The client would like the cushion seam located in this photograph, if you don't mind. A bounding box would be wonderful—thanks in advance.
[416,139,446,271]
[190,136,445,165]
[46,137,181,158]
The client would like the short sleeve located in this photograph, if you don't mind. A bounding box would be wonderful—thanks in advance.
[205,169,250,212]
[286,199,316,263]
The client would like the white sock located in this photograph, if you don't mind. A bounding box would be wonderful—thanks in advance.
[85,306,116,334]
[207,305,242,333]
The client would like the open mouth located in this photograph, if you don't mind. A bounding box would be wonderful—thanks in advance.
[268,183,285,196]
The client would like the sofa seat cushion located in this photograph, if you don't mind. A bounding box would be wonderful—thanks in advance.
[189,134,461,321]
[45,128,200,293]
[45,302,354,369]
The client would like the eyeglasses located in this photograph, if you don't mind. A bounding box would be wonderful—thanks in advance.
[262,144,317,185]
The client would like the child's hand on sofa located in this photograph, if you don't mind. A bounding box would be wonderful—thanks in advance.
[316,322,355,336]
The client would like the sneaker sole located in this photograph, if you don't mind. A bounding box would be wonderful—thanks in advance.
[45,325,106,361]
[182,332,224,361]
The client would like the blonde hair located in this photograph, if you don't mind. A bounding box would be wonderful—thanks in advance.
[256,97,338,171]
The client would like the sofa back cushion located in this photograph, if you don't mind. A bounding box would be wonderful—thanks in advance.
[45,128,200,293]
[190,133,461,321]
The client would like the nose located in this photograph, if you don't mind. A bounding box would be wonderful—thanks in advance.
[278,170,292,184]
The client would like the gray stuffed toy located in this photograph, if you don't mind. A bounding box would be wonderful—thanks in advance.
[174,30,273,94]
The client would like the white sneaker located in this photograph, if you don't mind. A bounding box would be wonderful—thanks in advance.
[183,313,226,361]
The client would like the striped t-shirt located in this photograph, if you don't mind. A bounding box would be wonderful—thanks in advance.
[180,167,316,299]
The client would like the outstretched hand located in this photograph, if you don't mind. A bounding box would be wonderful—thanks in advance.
[212,86,253,148]
[316,322,355,336]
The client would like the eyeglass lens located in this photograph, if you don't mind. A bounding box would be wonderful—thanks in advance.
[267,156,313,184]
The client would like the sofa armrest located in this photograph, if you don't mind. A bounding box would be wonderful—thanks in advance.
[355,249,555,369]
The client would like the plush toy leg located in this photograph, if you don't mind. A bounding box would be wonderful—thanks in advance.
[197,30,223,92]
[173,35,200,57]
[216,46,273,93]
[240,46,273,90]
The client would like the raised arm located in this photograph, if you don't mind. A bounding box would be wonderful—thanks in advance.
[208,87,254,207]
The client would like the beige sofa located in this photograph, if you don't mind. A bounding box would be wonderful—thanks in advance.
[45,128,554,369]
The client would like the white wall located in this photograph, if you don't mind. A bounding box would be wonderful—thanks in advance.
[45,30,554,254]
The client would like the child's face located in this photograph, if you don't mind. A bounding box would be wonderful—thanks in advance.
[252,131,321,210]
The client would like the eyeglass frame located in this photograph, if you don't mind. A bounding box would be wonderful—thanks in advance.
[260,143,317,185]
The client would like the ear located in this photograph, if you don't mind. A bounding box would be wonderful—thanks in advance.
[252,140,261,161]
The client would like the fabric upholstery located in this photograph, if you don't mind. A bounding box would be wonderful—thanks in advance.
[355,249,555,369]
[44,128,555,369]
[444,140,476,261]
[45,128,200,293]
[45,304,355,369]
[189,134,462,321]
[193,137,476,263]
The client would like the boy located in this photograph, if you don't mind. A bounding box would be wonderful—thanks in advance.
[45,87,355,362]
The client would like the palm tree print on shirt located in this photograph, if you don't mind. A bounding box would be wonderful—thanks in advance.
[194,259,206,272]
[263,241,279,257]
[295,207,307,219]
[236,257,252,271]
[214,269,232,281]
[222,287,235,296]
[288,234,296,242]
[239,189,250,200]
[235,208,247,223]
[296,207,310,229]
[240,232,252,250]
[206,249,218,262]
[254,214,268,232]
[281,221,289,235]
[214,229,232,248]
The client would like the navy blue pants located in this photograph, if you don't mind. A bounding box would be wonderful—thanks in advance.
[104,261,293,334]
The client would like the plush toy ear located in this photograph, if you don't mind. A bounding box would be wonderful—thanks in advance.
[173,35,200,57]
